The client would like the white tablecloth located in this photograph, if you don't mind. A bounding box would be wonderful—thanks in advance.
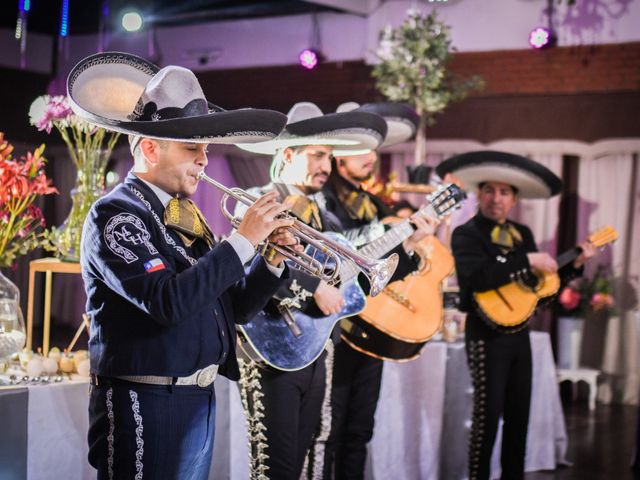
[367,331,567,480]
[5,332,565,480]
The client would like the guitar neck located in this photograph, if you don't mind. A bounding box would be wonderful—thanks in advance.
[338,205,438,285]
[556,247,581,270]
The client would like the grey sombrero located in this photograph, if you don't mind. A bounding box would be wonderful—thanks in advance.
[66,51,287,144]
[436,150,563,199]
[235,102,387,155]
[333,101,419,155]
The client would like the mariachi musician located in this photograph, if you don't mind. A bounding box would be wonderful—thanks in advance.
[233,101,388,479]
[437,151,596,480]
[313,102,439,479]
[66,52,299,479]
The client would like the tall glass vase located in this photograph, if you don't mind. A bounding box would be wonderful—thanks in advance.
[0,270,26,372]
[49,148,110,262]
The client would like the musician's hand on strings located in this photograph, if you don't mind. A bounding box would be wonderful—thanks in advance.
[313,281,344,315]
[237,191,294,247]
[403,214,440,254]
[526,252,558,273]
[574,240,597,268]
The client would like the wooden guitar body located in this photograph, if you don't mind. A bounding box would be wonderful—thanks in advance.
[473,226,617,329]
[342,235,455,361]
[474,272,560,328]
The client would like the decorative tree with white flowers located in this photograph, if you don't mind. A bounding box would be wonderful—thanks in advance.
[373,8,484,167]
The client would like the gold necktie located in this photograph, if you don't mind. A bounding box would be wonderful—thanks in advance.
[490,222,522,252]
[164,198,214,247]
[285,195,323,230]
[343,191,378,222]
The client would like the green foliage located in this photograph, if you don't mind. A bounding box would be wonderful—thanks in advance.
[372,8,484,125]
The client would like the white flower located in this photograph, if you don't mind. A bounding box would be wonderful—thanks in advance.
[28,95,50,127]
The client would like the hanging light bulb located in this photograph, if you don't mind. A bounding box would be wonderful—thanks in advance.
[529,26,556,49]
[299,49,320,70]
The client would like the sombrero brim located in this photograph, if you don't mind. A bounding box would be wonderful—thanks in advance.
[236,111,387,155]
[67,52,287,144]
[436,151,562,199]
[332,102,419,156]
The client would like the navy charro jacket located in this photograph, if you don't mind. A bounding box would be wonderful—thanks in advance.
[81,173,288,381]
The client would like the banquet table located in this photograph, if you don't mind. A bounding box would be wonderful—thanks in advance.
[0,332,566,480]
[366,331,568,480]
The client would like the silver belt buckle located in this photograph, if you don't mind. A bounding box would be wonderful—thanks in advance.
[196,365,218,387]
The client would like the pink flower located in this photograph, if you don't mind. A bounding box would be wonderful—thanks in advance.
[591,293,614,311]
[29,95,72,134]
[559,286,581,311]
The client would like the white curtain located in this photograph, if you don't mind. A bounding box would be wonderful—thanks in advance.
[577,149,640,405]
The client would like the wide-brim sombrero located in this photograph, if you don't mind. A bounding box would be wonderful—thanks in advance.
[67,51,287,144]
[435,150,562,199]
[332,102,419,155]
[235,102,387,155]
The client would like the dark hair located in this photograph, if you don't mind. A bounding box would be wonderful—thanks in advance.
[478,181,518,195]
[393,199,416,214]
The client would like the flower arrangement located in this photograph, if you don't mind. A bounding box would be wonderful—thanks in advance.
[28,95,120,261]
[558,267,615,317]
[0,132,57,268]
[28,95,120,186]
[372,8,485,165]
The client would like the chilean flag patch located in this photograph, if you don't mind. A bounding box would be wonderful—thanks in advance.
[144,258,165,273]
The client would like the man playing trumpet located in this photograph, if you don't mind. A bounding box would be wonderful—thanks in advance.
[67,52,298,479]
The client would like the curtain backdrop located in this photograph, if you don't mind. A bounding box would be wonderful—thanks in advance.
[577,148,640,405]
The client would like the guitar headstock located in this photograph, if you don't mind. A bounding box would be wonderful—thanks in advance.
[588,225,618,248]
[425,183,466,219]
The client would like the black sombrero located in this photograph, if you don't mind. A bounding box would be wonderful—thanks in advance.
[333,102,419,155]
[67,52,287,144]
[235,102,387,155]
[435,150,562,199]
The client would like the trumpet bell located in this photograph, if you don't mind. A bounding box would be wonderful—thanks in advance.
[368,253,399,297]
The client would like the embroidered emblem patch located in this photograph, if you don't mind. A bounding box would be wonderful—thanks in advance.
[279,279,313,309]
[104,214,158,263]
[144,258,165,273]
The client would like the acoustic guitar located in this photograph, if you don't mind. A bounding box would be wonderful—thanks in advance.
[473,226,618,328]
[342,234,454,361]
[238,183,465,371]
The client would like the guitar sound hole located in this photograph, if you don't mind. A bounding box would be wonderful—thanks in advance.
[521,273,540,290]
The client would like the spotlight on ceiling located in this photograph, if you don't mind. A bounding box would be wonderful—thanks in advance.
[529,27,556,49]
[121,10,143,32]
[299,49,322,70]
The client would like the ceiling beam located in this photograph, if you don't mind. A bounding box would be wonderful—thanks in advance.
[302,0,380,16]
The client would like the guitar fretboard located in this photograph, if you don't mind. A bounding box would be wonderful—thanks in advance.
[556,247,581,269]
[338,205,438,285]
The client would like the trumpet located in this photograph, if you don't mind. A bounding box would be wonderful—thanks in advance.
[196,171,398,297]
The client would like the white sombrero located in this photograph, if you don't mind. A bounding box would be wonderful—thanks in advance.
[332,101,419,156]
[436,150,563,199]
[66,52,287,144]
[235,102,387,155]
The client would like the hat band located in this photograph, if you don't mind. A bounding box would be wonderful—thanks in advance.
[128,98,209,122]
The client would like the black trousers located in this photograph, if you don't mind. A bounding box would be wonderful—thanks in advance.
[258,352,327,480]
[465,320,532,480]
[322,340,383,480]
[88,378,216,480]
